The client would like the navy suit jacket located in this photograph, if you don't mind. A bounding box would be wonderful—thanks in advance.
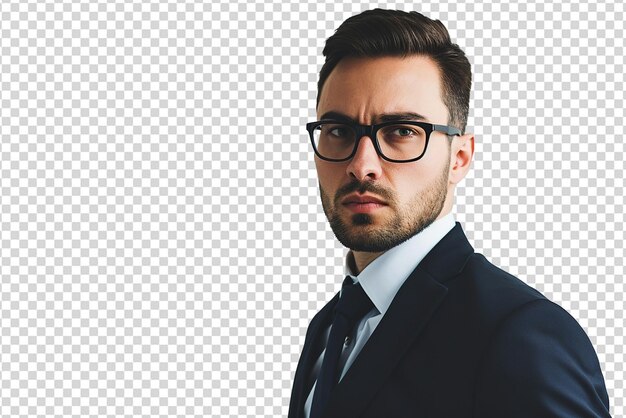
[288,222,611,417]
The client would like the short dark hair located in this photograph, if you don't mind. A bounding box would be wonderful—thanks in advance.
[317,9,472,134]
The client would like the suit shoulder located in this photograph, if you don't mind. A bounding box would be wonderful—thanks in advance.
[453,252,548,313]
[474,298,611,416]
[451,252,600,359]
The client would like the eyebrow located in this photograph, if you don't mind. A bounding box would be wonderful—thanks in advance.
[319,111,429,123]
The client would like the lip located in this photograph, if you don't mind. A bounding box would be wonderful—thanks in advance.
[341,194,387,214]
[341,193,387,205]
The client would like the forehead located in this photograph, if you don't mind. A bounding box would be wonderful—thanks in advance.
[317,55,448,124]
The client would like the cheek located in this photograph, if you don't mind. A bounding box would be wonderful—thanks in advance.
[389,166,432,201]
[315,160,343,195]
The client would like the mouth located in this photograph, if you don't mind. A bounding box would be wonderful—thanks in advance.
[341,194,387,213]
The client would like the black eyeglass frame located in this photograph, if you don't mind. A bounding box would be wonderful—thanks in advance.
[306,119,462,163]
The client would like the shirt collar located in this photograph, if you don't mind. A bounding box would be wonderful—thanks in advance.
[343,212,456,316]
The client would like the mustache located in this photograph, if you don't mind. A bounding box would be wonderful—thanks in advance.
[335,180,394,202]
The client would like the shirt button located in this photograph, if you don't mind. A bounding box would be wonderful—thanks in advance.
[344,336,351,346]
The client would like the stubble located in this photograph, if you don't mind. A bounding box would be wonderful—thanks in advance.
[320,158,450,252]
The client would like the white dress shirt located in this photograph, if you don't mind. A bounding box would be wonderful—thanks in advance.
[304,212,456,418]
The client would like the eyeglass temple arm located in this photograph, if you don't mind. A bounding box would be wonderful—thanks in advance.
[433,124,462,136]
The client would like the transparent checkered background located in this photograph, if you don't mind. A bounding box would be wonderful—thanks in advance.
[0,1,623,417]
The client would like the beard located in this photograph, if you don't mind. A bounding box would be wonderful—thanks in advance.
[319,157,450,253]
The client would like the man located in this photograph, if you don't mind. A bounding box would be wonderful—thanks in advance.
[288,8,611,418]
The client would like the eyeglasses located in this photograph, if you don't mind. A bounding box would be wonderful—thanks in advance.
[306,119,462,163]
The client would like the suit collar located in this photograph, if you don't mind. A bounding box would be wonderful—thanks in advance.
[419,221,475,282]
[288,222,474,418]
[322,222,474,417]
[343,213,456,317]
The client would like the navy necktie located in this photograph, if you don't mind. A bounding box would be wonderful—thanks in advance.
[310,276,374,418]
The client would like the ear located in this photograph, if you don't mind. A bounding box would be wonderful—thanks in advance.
[449,133,475,185]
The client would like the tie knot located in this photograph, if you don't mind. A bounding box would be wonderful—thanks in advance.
[334,277,374,322]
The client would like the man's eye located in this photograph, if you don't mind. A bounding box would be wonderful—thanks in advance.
[382,125,425,140]
[393,127,416,136]
[329,126,351,137]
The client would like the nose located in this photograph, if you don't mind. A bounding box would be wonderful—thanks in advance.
[346,135,383,181]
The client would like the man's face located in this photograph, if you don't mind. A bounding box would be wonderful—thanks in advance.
[315,55,454,252]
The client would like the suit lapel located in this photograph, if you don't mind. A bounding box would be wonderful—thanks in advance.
[322,266,447,418]
[322,222,475,418]
[288,292,339,418]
